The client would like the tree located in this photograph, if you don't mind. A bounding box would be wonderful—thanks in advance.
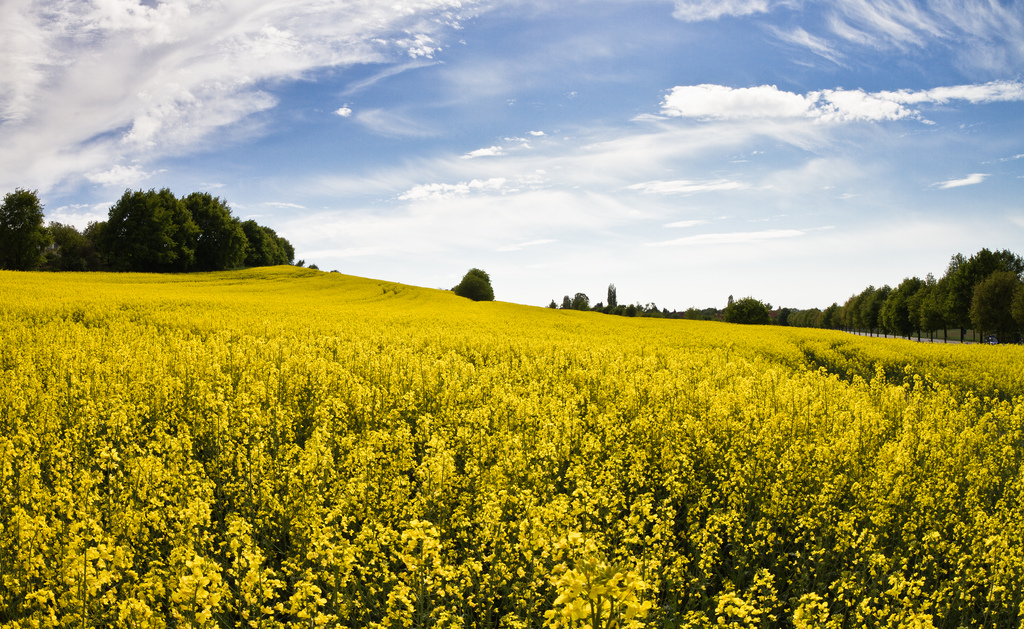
[100,188,198,272]
[452,268,494,301]
[561,295,572,310]
[919,276,946,340]
[607,284,617,308]
[724,297,771,325]
[970,271,1021,342]
[241,220,288,267]
[181,192,248,271]
[43,222,99,271]
[858,285,890,335]
[547,299,558,309]
[571,292,590,311]
[842,292,864,330]
[0,188,51,270]
[941,248,1024,341]
[1013,284,1024,334]
[265,226,295,265]
[880,277,924,338]
[820,303,840,329]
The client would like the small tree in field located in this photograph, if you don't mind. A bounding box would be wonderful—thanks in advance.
[452,268,494,301]
[725,297,772,325]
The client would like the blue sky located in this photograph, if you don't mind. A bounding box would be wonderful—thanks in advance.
[3,0,1024,310]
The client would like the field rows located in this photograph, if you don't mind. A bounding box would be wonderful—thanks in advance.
[1,268,1023,628]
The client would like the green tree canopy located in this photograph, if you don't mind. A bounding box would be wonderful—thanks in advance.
[820,303,841,329]
[1013,284,1024,333]
[0,188,51,270]
[182,192,248,271]
[571,292,590,311]
[858,285,891,333]
[970,271,1021,341]
[241,220,290,267]
[452,268,495,302]
[100,188,198,272]
[941,248,1024,335]
[43,222,99,271]
[724,297,772,325]
[881,277,924,338]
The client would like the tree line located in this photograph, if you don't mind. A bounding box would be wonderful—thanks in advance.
[0,188,294,273]
[785,248,1024,343]
[546,284,776,324]
[547,248,1024,342]
[548,283,675,318]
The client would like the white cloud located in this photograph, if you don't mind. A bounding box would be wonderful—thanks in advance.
[264,202,307,209]
[85,164,158,187]
[663,84,814,120]
[46,202,110,230]
[399,178,509,201]
[665,219,710,228]
[497,239,557,252]
[934,173,988,189]
[462,145,505,159]
[629,179,749,195]
[662,81,1024,123]
[529,130,546,136]
[397,33,439,59]
[815,88,914,122]
[335,107,352,117]
[648,228,806,247]
[673,0,771,22]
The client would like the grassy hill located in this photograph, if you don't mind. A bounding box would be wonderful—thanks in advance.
[2,267,1023,627]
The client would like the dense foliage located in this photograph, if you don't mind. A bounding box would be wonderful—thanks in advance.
[452,268,495,302]
[0,189,51,271]
[0,188,293,273]
[724,297,772,325]
[791,248,1024,343]
[2,268,1024,628]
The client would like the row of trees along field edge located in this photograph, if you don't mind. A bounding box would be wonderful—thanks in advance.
[0,188,293,273]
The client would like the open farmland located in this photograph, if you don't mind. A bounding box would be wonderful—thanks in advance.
[1,267,1023,628]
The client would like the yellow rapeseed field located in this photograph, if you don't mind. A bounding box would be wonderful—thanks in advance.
[1,267,1023,628]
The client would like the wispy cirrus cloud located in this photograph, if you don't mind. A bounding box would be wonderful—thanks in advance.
[771,26,845,64]
[674,0,1024,72]
[497,239,557,252]
[647,228,806,247]
[629,179,749,195]
[0,0,478,192]
[665,219,711,228]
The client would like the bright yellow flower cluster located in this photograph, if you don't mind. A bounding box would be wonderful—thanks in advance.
[1,267,1023,627]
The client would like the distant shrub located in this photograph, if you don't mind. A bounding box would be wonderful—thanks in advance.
[452,268,494,302]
